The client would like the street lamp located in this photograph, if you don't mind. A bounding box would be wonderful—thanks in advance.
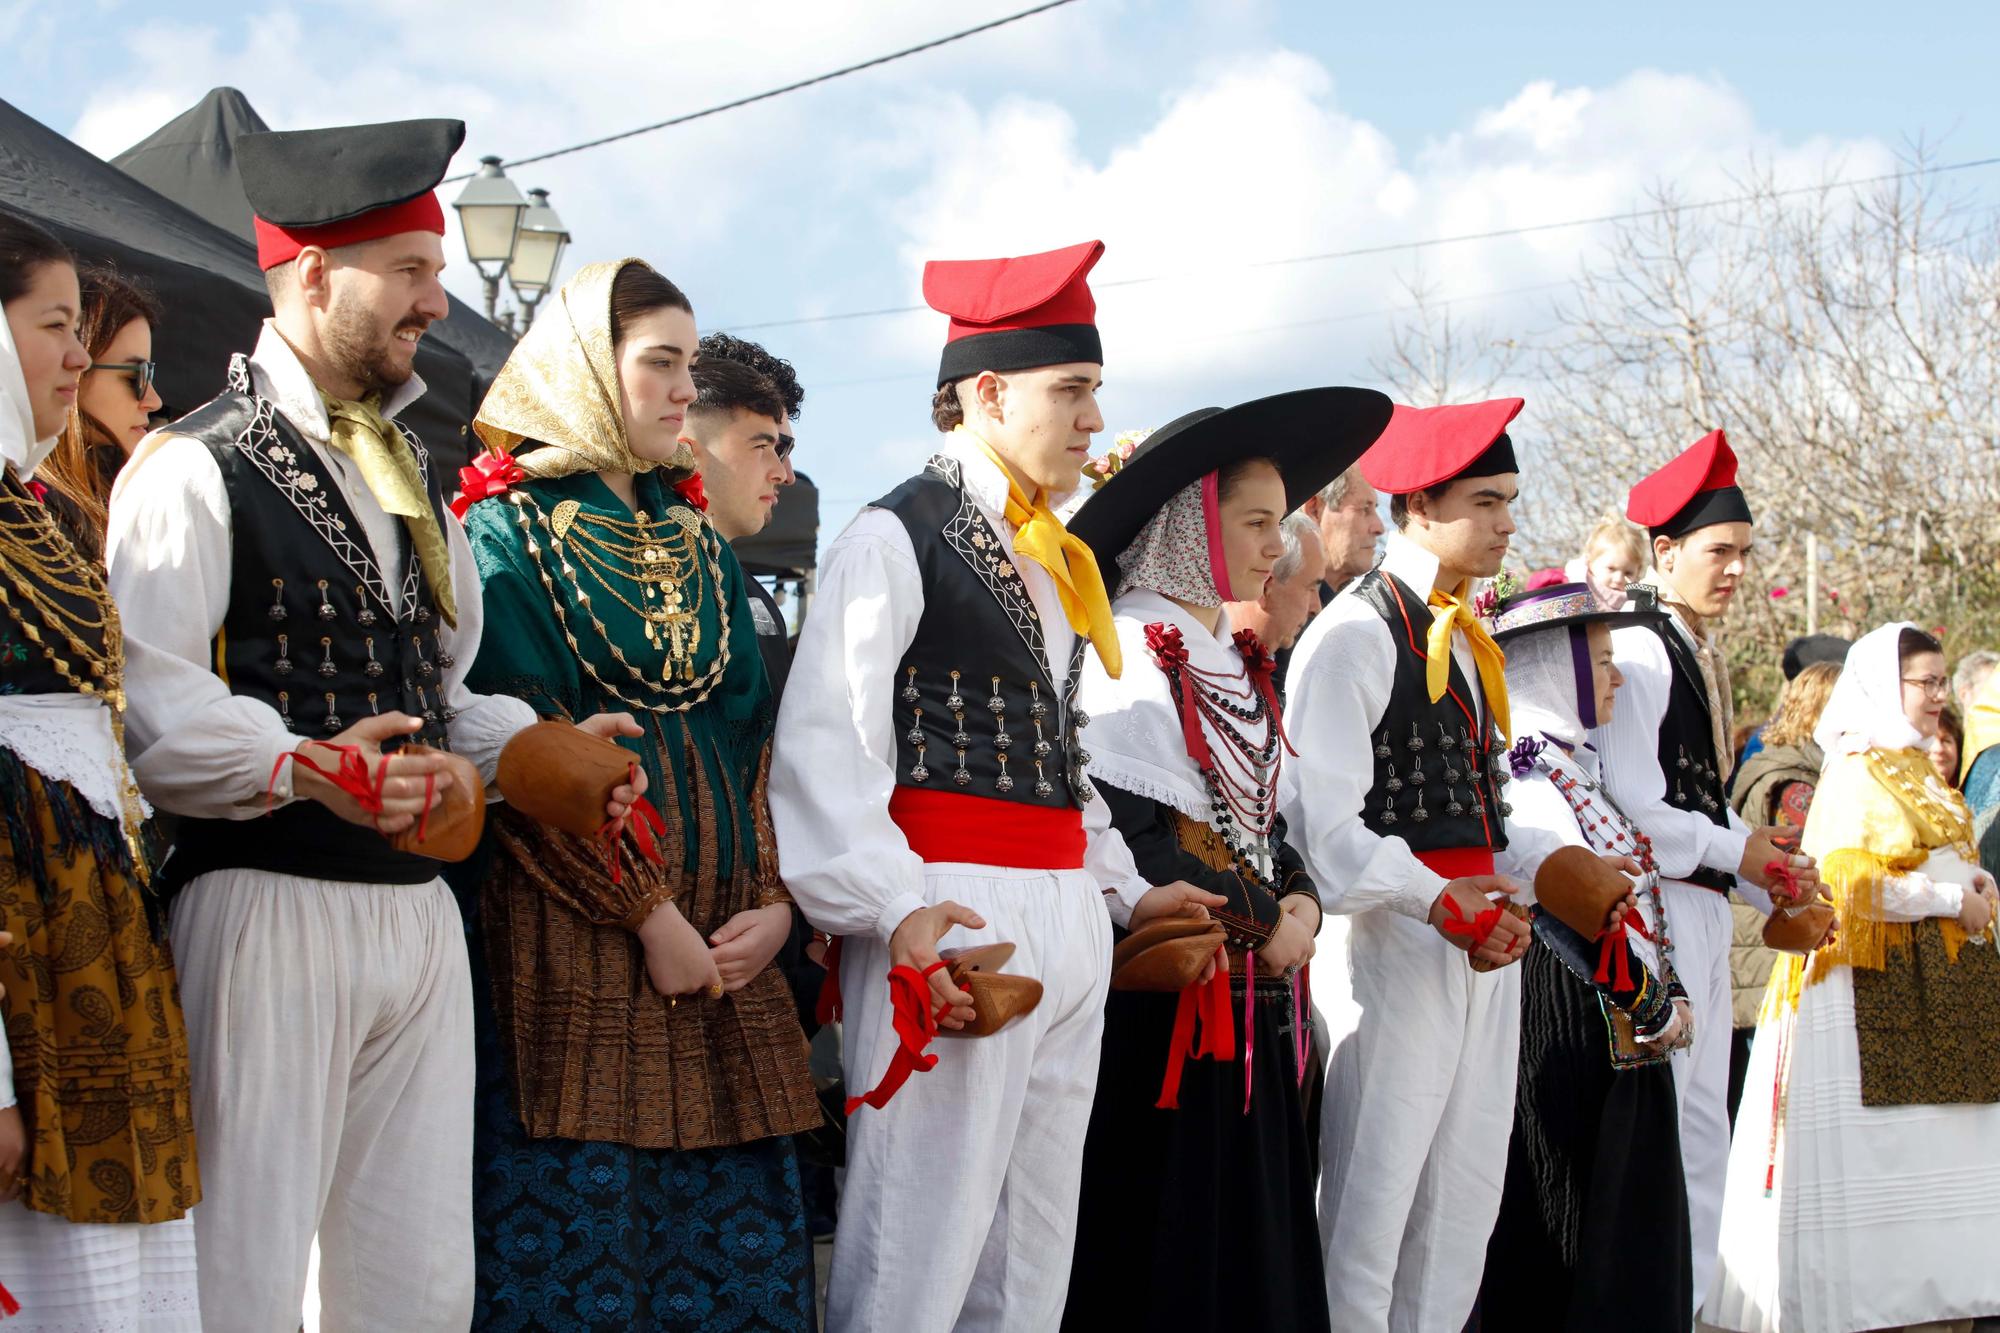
[450,155,527,322]
[506,189,571,329]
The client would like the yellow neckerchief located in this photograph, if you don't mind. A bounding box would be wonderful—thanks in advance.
[319,390,457,626]
[957,425,1121,679]
[1425,580,1509,742]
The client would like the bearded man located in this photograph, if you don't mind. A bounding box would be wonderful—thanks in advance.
[105,118,636,1332]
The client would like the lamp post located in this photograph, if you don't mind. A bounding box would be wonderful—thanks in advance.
[450,155,527,324]
[506,189,571,329]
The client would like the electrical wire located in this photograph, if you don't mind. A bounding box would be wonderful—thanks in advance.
[715,154,2000,333]
[442,0,1080,181]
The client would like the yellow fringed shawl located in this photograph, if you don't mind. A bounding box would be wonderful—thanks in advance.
[1786,747,1987,996]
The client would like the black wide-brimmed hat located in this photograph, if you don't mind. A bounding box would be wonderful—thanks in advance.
[1067,386,1393,578]
[1489,581,1668,643]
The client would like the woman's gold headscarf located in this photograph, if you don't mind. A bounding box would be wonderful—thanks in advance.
[472,257,694,480]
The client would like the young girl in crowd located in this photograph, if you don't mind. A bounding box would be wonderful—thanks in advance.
[1568,513,1648,612]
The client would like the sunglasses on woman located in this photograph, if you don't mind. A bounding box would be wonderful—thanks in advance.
[89,359,157,400]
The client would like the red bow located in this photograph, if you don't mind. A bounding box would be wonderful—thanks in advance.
[1145,622,1212,770]
[673,473,708,512]
[450,452,526,519]
[847,961,950,1113]
[1439,895,1504,949]
[1233,627,1297,757]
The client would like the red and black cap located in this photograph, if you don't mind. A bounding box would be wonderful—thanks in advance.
[1356,397,1523,495]
[924,239,1104,388]
[237,118,465,271]
[1626,428,1754,540]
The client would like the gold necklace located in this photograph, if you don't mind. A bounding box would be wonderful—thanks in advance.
[0,471,150,879]
[506,491,731,711]
[553,500,705,658]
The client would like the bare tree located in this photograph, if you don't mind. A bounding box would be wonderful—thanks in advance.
[1518,147,2000,708]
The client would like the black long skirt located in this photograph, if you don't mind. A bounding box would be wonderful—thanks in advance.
[1479,943,1691,1332]
[1064,974,1328,1333]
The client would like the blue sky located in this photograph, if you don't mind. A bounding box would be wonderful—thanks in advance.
[5,0,1996,554]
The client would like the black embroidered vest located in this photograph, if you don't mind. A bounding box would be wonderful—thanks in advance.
[1628,587,1733,891]
[874,455,1091,809]
[161,356,457,888]
[1351,570,1509,854]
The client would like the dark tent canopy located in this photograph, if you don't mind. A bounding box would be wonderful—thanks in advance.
[112,87,518,389]
[733,472,819,580]
[0,95,481,467]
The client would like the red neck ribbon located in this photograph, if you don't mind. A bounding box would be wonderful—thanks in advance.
[1233,627,1297,758]
[1155,945,1236,1109]
[846,961,950,1114]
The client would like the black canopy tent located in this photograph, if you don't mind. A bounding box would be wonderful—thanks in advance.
[0,95,484,467]
[113,87,518,390]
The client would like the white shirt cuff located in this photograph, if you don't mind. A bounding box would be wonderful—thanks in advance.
[874,891,931,947]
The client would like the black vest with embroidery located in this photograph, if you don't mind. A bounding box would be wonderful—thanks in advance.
[1628,587,1733,891]
[1351,570,1509,854]
[873,455,1092,809]
[161,356,457,888]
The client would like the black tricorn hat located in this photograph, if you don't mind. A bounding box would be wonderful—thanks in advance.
[236,117,465,229]
[1068,386,1394,579]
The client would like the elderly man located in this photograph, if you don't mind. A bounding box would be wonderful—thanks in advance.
[1227,511,1327,652]
[1954,648,1998,715]
[1301,463,1383,594]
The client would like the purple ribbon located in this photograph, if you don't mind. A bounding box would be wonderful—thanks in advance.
[1507,735,1546,778]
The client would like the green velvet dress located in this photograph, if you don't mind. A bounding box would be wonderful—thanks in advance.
[461,469,819,1333]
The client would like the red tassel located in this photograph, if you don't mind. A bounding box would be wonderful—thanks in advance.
[595,764,667,886]
[846,961,949,1114]
[1156,947,1235,1109]
[0,1279,18,1317]
[815,936,845,1025]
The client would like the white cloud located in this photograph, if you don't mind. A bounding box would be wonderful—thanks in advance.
[874,56,1897,425]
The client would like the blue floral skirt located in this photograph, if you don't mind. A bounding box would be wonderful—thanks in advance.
[470,967,816,1331]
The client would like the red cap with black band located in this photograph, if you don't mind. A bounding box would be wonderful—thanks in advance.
[1626,428,1754,540]
[923,239,1105,388]
[1357,397,1524,495]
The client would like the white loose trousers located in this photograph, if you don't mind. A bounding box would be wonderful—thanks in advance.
[825,862,1111,1333]
[1660,876,1736,1318]
[1315,908,1520,1333]
[168,869,474,1333]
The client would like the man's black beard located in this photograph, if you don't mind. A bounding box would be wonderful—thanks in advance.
[322,295,421,394]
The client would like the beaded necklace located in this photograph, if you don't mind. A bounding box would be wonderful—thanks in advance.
[505,488,732,712]
[1146,621,1291,883]
[0,471,148,878]
[1541,749,1678,986]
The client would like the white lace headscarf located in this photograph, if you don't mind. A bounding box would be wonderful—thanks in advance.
[1813,621,1926,757]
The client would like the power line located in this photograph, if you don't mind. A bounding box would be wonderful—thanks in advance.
[443,0,1080,182]
[803,278,1576,391]
[716,153,2000,333]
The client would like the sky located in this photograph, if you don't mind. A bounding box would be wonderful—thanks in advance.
[5,0,1998,559]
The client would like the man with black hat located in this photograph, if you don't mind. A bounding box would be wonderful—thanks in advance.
[1592,427,1821,1319]
[1282,398,1542,1332]
[105,118,637,1331]
[769,239,1213,1330]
